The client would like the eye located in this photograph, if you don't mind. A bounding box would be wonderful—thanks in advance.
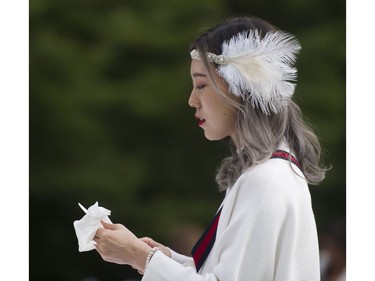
[196,84,206,90]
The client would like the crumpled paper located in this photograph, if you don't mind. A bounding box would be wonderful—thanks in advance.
[73,201,112,252]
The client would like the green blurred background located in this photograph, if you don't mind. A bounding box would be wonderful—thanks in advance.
[30,0,345,280]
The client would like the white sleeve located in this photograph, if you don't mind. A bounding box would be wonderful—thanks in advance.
[169,249,195,265]
[142,251,220,281]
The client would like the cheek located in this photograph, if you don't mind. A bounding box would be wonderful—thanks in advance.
[222,106,237,121]
[213,111,235,134]
[225,109,239,130]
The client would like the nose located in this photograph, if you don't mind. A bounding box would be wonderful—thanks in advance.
[188,89,199,108]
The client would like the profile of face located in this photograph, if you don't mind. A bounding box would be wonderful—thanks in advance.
[189,60,240,143]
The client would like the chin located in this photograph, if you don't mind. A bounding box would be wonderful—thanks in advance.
[204,132,225,141]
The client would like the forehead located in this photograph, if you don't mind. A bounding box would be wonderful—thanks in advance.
[190,60,207,78]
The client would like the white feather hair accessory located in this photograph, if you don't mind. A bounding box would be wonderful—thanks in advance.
[190,30,301,114]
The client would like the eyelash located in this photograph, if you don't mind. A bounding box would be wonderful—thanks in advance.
[195,85,206,90]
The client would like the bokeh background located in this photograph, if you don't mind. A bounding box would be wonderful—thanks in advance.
[30,0,345,280]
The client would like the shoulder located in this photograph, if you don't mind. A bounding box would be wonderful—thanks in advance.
[238,157,305,191]
[227,157,310,215]
[218,156,315,241]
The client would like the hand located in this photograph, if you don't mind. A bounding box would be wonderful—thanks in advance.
[140,237,172,258]
[94,221,151,271]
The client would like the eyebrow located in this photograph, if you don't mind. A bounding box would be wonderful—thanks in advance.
[192,72,207,78]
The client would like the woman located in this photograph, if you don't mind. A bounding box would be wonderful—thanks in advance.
[94,16,327,280]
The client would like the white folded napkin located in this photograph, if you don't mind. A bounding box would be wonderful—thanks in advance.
[73,201,112,252]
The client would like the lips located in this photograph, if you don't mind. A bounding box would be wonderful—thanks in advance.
[195,115,206,126]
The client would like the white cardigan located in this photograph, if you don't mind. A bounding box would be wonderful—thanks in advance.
[142,152,320,281]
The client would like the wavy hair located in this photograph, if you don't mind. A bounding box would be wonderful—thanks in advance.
[190,16,328,191]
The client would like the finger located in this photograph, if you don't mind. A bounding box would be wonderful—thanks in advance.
[95,227,105,238]
[140,237,161,248]
[140,237,154,245]
[101,220,125,231]
[101,220,115,229]
[140,237,151,241]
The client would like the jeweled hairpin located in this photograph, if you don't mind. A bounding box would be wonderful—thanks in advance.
[190,49,228,65]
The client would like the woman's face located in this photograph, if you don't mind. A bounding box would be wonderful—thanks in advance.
[189,60,240,144]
